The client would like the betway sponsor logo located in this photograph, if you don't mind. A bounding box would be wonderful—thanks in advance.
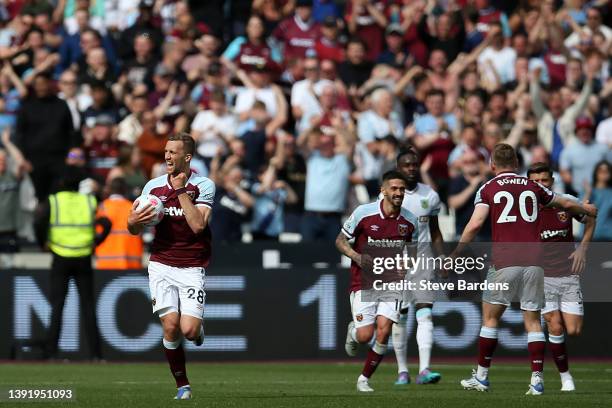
[164,207,184,217]
[496,177,528,186]
[367,236,404,248]
[289,38,315,48]
[540,229,569,240]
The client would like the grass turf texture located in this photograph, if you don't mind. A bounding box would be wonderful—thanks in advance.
[0,362,610,407]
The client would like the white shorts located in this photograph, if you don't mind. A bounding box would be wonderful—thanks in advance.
[350,290,401,328]
[148,261,206,320]
[542,275,584,316]
[402,268,435,307]
[482,265,544,311]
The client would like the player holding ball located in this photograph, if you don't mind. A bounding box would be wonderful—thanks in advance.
[128,133,215,400]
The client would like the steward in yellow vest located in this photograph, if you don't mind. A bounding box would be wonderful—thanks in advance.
[33,165,111,360]
[95,177,143,269]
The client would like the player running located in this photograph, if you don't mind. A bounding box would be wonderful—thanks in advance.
[527,162,595,392]
[391,148,443,385]
[127,133,215,400]
[449,144,596,395]
[336,170,418,392]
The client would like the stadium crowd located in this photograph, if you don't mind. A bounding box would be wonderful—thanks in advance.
[0,0,611,261]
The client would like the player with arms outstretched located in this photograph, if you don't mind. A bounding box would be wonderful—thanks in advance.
[450,144,596,395]
[391,148,444,385]
[127,133,215,400]
[336,170,418,392]
[527,162,595,392]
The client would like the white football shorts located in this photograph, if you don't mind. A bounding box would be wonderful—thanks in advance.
[350,290,401,328]
[542,275,584,316]
[148,261,206,320]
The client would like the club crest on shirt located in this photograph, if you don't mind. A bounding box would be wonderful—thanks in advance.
[398,224,409,236]
[152,298,156,306]
[557,211,568,222]
[370,225,380,231]
[421,199,429,209]
[356,314,363,322]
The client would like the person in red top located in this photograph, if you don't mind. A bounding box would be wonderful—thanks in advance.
[528,162,595,392]
[272,0,322,61]
[450,144,596,395]
[345,0,388,61]
[127,133,215,401]
[336,170,418,392]
[314,16,345,63]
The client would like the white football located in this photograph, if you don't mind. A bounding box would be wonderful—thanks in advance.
[134,194,165,226]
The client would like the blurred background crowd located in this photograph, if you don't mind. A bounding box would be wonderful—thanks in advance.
[0,0,611,265]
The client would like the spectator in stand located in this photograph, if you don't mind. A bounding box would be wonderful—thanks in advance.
[559,116,611,196]
[210,164,254,243]
[448,125,489,176]
[530,65,594,166]
[276,132,307,233]
[82,79,119,127]
[106,144,147,200]
[83,114,121,181]
[123,32,158,89]
[15,72,76,200]
[57,69,88,131]
[234,61,287,137]
[250,156,298,240]
[222,14,282,72]
[376,24,409,67]
[291,54,321,132]
[448,149,491,241]
[345,0,387,61]
[272,0,321,61]
[190,61,227,110]
[77,46,117,89]
[478,23,516,85]
[182,32,221,80]
[136,111,166,178]
[0,62,27,131]
[564,6,612,52]
[191,90,237,169]
[117,90,147,145]
[298,124,354,242]
[117,0,163,61]
[418,9,466,63]
[595,98,612,148]
[357,88,403,142]
[583,160,612,241]
[338,37,373,89]
[0,129,28,267]
[314,15,345,63]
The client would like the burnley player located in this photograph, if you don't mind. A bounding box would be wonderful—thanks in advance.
[528,162,595,391]
[127,133,215,400]
[336,170,418,392]
[391,148,444,385]
[450,144,596,395]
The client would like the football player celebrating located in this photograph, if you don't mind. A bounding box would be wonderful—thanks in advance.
[528,162,595,391]
[128,133,215,400]
[336,170,418,392]
[391,148,444,385]
[451,144,596,395]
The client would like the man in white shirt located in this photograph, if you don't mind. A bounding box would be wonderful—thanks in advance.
[191,90,238,166]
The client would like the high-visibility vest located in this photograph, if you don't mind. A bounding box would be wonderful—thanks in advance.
[48,192,96,258]
[95,196,143,270]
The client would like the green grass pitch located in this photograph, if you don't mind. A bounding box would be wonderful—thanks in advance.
[1,362,611,407]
